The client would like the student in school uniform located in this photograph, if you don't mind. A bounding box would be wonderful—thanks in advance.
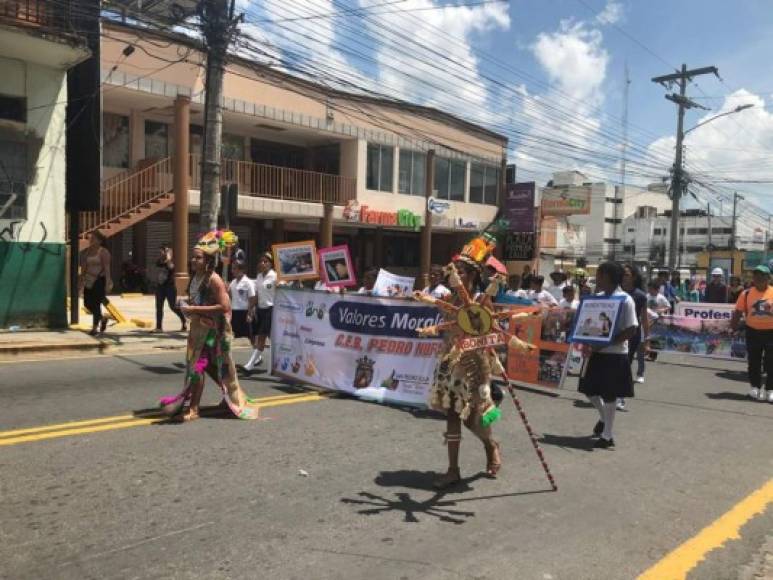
[578,261,639,449]
[229,260,255,341]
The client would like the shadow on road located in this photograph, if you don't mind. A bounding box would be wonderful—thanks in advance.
[714,370,747,383]
[706,391,751,401]
[572,399,594,409]
[538,433,595,452]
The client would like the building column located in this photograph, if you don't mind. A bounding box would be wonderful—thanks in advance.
[419,149,436,289]
[172,95,190,295]
[321,203,334,248]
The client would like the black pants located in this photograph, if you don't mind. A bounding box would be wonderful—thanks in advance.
[83,276,109,327]
[746,327,773,389]
[155,283,185,329]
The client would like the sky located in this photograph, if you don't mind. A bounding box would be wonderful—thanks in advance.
[234,0,773,225]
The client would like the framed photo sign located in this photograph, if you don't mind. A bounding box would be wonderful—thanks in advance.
[272,240,319,282]
[569,295,627,346]
[318,244,357,288]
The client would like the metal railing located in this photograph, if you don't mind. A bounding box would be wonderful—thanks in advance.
[79,156,173,235]
[190,154,356,205]
[0,0,75,34]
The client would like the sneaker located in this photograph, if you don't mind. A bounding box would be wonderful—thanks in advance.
[616,398,626,411]
[768,390,773,403]
[749,387,760,400]
[635,375,645,384]
[592,420,604,437]
[759,388,768,402]
[593,437,615,449]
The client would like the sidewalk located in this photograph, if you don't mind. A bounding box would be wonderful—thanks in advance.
[1,294,242,360]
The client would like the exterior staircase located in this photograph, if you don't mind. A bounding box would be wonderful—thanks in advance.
[73,157,174,252]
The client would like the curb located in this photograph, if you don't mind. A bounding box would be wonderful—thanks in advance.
[0,340,107,359]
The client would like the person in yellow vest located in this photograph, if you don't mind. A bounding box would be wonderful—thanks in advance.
[731,265,773,403]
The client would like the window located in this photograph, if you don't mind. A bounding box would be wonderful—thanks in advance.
[686,245,704,252]
[627,228,635,233]
[654,228,666,235]
[367,143,394,192]
[434,156,465,201]
[102,113,129,168]
[398,149,426,196]
[605,197,623,204]
[470,163,500,205]
[222,134,245,160]
[0,139,27,219]
[190,125,203,156]
[712,227,733,235]
[687,227,708,235]
[605,218,622,224]
[0,94,25,123]
[604,238,621,244]
[144,120,169,159]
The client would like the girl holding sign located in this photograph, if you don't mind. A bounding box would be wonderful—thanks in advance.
[577,262,639,448]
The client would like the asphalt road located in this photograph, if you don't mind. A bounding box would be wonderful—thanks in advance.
[0,349,771,580]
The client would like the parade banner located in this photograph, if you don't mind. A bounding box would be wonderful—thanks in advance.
[503,182,535,233]
[648,312,746,360]
[271,289,443,405]
[505,306,574,388]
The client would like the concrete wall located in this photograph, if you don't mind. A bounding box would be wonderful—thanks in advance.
[0,56,69,327]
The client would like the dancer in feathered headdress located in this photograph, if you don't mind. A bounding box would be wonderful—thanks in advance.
[413,214,557,491]
[158,230,262,422]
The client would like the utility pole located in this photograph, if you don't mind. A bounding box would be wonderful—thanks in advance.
[652,64,718,270]
[198,0,241,231]
[613,62,630,262]
[731,191,743,275]
[707,203,712,273]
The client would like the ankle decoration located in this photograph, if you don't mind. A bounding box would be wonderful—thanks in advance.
[443,432,462,445]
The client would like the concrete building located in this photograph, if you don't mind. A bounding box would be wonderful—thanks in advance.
[619,209,765,270]
[537,171,670,270]
[0,0,91,327]
[82,21,507,292]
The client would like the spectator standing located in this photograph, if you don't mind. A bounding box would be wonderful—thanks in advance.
[529,275,558,307]
[358,268,378,295]
[423,264,451,299]
[728,276,744,304]
[559,285,579,310]
[154,245,186,333]
[229,260,254,340]
[547,270,569,302]
[731,265,773,403]
[244,252,276,372]
[647,281,671,314]
[704,268,728,303]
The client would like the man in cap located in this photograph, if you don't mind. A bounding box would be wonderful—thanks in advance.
[704,267,728,303]
[731,265,773,402]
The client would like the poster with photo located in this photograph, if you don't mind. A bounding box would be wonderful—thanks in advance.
[318,245,357,288]
[272,240,319,282]
[373,269,415,298]
[569,295,626,345]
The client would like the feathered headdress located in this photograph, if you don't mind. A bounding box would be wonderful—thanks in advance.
[195,229,239,256]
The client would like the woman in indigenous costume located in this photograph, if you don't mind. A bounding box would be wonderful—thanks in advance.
[422,235,506,489]
[159,230,261,422]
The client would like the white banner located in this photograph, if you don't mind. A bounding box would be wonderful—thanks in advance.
[674,302,735,321]
[271,288,443,406]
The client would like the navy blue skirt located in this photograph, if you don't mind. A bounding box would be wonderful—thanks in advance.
[578,353,634,401]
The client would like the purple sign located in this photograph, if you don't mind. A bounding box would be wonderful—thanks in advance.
[504,182,535,233]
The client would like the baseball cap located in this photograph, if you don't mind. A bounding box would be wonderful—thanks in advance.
[711,267,723,276]
[754,265,771,275]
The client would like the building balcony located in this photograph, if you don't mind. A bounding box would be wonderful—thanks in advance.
[189,154,356,206]
[0,0,79,36]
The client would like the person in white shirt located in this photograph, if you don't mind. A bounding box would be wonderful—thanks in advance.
[548,271,569,302]
[576,261,639,448]
[559,285,579,310]
[229,260,255,340]
[244,252,277,371]
[357,268,378,295]
[422,265,451,299]
[529,275,559,307]
[647,281,671,314]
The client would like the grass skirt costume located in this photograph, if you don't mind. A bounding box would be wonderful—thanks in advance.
[159,229,260,420]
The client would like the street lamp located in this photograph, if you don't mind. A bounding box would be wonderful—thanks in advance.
[667,103,755,270]
[684,103,755,135]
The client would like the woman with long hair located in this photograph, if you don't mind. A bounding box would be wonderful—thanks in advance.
[80,230,113,336]
[578,261,639,448]
[429,257,502,489]
[159,231,261,422]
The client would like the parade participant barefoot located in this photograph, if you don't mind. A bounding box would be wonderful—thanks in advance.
[159,230,261,422]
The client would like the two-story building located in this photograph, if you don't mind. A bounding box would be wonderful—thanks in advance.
[0,0,91,327]
[86,21,507,289]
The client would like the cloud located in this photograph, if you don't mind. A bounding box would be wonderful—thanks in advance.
[647,89,773,214]
[595,1,624,26]
[512,18,611,181]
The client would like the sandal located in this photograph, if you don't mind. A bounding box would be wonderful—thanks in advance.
[99,318,108,335]
[171,409,199,423]
[432,467,462,490]
[485,441,502,478]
